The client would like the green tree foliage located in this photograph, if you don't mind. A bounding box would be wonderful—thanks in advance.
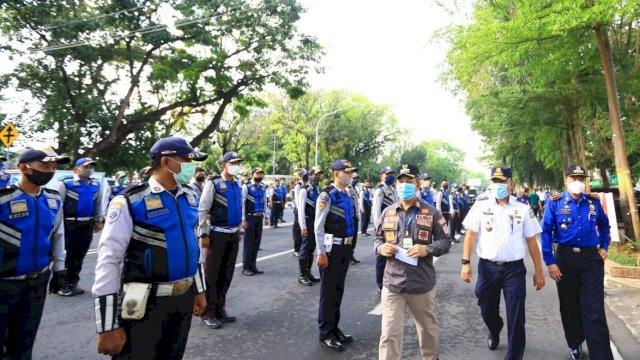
[0,0,322,173]
[398,140,466,185]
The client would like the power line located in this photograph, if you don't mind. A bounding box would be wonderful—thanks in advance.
[39,3,152,31]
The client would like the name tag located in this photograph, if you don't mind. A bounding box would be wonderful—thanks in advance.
[47,198,59,210]
[402,237,413,249]
[147,208,170,219]
[324,233,334,253]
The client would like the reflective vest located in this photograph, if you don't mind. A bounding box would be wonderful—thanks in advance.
[245,183,267,214]
[0,186,62,277]
[0,173,11,188]
[439,190,450,212]
[377,183,396,213]
[208,176,242,227]
[63,179,100,218]
[121,184,200,283]
[323,185,355,238]
[362,189,372,209]
[420,189,433,205]
[304,184,319,218]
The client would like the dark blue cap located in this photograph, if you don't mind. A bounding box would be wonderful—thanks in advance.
[419,173,431,180]
[490,166,512,181]
[396,164,419,179]
[380,166,394,175]
[150,137,208,161]
[332,159,356,172]
[298,169,308,176]
[565,164,588,177]
[19,148,70,165]
[251,167,264,174]
[309,167,323,176]
[75,157,97,167]
[222,151,241,163]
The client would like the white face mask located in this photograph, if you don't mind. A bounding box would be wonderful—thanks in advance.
[339,173,351,186]
[227,164,241,176]
[567,180,585,195]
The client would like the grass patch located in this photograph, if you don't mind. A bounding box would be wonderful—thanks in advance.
[608,244,639,267]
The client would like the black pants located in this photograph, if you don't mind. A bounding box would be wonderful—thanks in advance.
[292,208,302,252]
[375,255,386,290]
[115,286,195,360]
[64,220,94,285]
[0,270,50,360]
[449,212,459,238]
[475,259,526,360]
[243,215,264,271]
[298,218,316,260]
[270,203,281,226]
[555,246,613,359]
[318,244,353,339]
[458,208,468,232]
[351,218,359,251]
[360,206,371,233]
[204,231,239,319]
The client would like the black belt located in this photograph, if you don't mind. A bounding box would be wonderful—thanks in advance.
[480,258,521,266]
[557,244,598,253]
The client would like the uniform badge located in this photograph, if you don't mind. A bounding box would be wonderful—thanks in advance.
[513,209,518,215]
[186,194,197,207]
[438,217,447,226]
[560,223,568,230]
[144,195,164,211]
[153,187,162,192]
[420,208,429,214]
[384,231,396,242]
[485,224,493,232]
[388,209,397,216]
[47,198,59,210]
[318,199,327,210]
[219,182,228,191]
[589,204,595,212]
[418,230,430,241]
[107,200,125,223]
[10,200,28,213]
[383,221,397,230]
[251,185,256,192]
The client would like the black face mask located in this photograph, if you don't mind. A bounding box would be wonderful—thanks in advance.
[254,177,263,183]
[195,176,206,183]
[24,168,55,186]
[302,174,309,182]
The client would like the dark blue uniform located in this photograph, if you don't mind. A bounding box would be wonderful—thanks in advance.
[1,185,65,359]
[541,192,613,359]
[419,188,433,205]
[271,184,286,228]
[242,181,267,273]
[0,173,11,187]
[360,188,372,233]
[449,191,460,238]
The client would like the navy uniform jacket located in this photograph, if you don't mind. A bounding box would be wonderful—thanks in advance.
[541,191,611,266]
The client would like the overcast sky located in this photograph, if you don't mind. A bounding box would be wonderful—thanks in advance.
[297,0,485,173]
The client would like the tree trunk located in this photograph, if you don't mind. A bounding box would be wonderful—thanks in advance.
[599,161,610,189]
[594,26,640,242]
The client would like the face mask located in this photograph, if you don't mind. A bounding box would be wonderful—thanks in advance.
[351,180,358,187]
[195,175,205,183]
[422,181,431,189]
[24,165,55,186]
[567,180,585,195]
[339,173,351,186]
[384,176,395,186]
[396,182,417,201]
[490,183,509,200]
[309,178,318,186]
[302,174,309,182]
[79,167,93,179]
[227,164,241,176]
[117,178,126,186]
[168,158,196,185]
[254,177,263,183]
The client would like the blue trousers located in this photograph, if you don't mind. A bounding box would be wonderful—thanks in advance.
[298,218,316,261]
[475,259,526,360]
[318,244,352,339]
[555,246,613,359]
[242,214,263,271]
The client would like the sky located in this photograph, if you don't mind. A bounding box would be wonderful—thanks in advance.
[297,0,485,173]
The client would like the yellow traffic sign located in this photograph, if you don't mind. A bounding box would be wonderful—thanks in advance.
[0,123,19,147]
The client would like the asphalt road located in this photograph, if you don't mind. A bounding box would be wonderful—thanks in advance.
[32,209,637,359]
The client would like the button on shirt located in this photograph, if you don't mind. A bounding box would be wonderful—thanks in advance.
[463,195,542,262]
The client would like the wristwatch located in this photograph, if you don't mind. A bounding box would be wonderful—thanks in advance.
[461,259,471,265]
[427,245,434,254]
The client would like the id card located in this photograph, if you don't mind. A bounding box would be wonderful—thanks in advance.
[324,233,334,253]
[402,237,413,249]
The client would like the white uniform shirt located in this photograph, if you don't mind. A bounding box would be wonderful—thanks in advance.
[463,195,541,262]
[537,190,547,202]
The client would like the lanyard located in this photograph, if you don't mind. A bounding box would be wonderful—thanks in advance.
[400,208,420,236]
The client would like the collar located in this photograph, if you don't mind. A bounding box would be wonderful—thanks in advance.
[562,191,586,204]
[390,197,422,211]
[149,176,184,196]
[73,174,91,182]
[15,184,44,197]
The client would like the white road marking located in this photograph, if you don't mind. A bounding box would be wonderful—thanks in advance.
[235,249,294,268]
[611,340,624,360]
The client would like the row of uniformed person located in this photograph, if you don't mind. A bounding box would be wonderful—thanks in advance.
[372,166,399,291]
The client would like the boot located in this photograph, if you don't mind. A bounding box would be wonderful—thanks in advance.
[307,255,320,283]
[298,259,311,286]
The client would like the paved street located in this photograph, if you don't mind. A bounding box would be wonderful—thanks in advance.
[32,209,637,359]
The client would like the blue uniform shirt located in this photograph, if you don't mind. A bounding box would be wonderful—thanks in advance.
[419,189,433,205]
[541,191,611,266]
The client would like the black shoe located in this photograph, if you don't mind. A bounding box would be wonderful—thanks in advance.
[70,284,85,295]
[293,251,299,257]
[298,274,312,286]
[351,257,360,265]
[252,269,264,275]
[319,336,344,351]
[217,313,236,323]
[334,329,353,344]
[487,333,499,350]
[570,345,582,360]
[242,269,255,276]
[203,318,222,329]
[307,272,320,283]
[57,286,75,297]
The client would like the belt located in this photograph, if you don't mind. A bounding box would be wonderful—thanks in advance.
[480,258,520,266]
[2,264,51,280]
[273,201,281,203]
[247,212,264,216]
[332,236,354,246]
[558,244,598,253]
[124,278,193,297]
[65,217,94,222]
[211,226,240,234]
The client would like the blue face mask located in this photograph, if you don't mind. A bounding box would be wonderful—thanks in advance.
[385,176,395,186]
[351,180,358,187]
[396,182,417,201]
[0,162,4,171]
[491,183,509,200]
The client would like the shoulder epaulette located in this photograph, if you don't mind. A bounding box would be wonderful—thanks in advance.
[0,185,17,196]
[121,183,148,197]
[182,185,196,196]
[589,193,601,201]
[476,195,489,201]
[322,184,336,194]
[42,187,61,196]
[376,183,384,189]
[550,193,562,201]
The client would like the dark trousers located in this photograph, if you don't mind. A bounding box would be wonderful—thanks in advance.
[475,259,526,360]
[270,203,282,226]
[115,286,195,360]
[360,206,371,233]
[64,220,94,285]
[449,212,459,237]
[204,231,239,318]
[375,255,386,290]
[458,208,468,232]
[352,218,359,251]
[280,203,285,221]
[298,218,316,260]
[555,246,613,359]
[292,208,302,252]
[242,215,264,271]
[318,244,353,339]
[0,271,50,360]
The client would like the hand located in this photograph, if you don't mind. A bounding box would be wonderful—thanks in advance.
[301,228,308,237]
[598,248,608,261]
[94,222,104,233]
[533,270,545,290]
[200,235,210,249]
[241,221,248,230]
[548,264,562,282]
[461,264,472,283]
[407,244,428,258]
[192,293,206,317]
[317,254,329,269]
[379,243,398,257]
[96,328,126,356]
